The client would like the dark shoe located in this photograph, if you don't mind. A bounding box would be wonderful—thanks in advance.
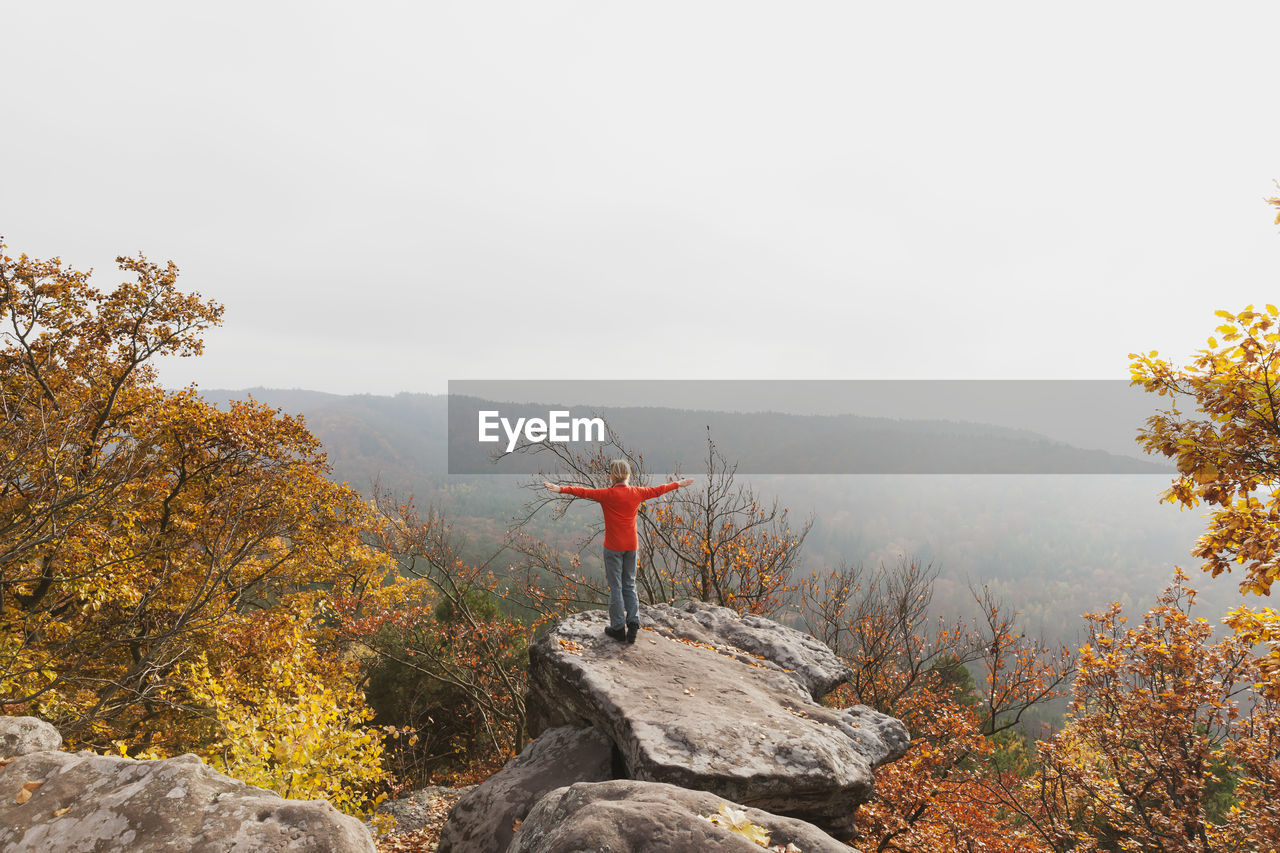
[604,626,627,642]
[626,622,639,644]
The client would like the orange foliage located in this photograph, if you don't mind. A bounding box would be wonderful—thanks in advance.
[1030,572,1280,851]
[335,496,547,786]
[803,560,1073,852]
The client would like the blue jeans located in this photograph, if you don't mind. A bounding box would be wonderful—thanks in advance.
[603,547,639,630]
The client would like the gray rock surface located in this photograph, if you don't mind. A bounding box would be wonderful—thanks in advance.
[0,715,62,757]
[643,601,854,699]
[509,780,859,853]
[830,704,913,769]
[0,749,375,852]
[438,726,615,853]
[525,604,908,836]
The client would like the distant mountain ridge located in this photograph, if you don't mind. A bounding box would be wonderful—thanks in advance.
[200,388,1171,488]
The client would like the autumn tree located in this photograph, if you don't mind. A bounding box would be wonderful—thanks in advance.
[334,493,538,786]
[1129,193,1280,708]
[1025,571,1280,852]
[1130,304,1280,597]
[1130,320,1280,708]
[801,559,1074,852]
[0,243,391,812]
[638,430,810,615]
[1033,197,1280,849]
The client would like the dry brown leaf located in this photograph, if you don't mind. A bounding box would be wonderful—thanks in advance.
[14,780,42,805]
[374,788,470,853]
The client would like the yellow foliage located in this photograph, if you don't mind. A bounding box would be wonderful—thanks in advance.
[1223,606,1280,701]
[1130,299,1280,596]
[1033,575,1280,849]
[175,613,390,816]
[1,243,395,818]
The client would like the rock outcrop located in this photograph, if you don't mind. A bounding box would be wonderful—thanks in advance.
[509,779,856,853]
[438,726,615,853]
[0,747,375,852]
[0,715,62,758]
[5,601,909,852]
[522,603,908,837]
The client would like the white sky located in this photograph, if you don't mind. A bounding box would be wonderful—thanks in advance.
[4,2,1278,394]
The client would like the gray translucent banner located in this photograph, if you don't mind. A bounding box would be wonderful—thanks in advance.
[447,380,1178,475]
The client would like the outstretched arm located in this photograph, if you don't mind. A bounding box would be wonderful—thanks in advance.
[547,483,611,501]
[637,478,695,499]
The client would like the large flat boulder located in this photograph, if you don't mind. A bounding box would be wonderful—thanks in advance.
[525,604,908,836]
[438,726,615,853]
[0,749,375,852]
[643,601,853,699]
[0,716,62,757]
[509,779,859,853]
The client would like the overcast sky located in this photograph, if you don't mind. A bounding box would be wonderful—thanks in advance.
[5,2,1278,395]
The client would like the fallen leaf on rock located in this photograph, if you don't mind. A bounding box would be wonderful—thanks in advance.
[52,806,71,817]
[557,639,584,656]
[673,636,718,652]
[703,803,772,847]
[662,634,770,669]
[15,780,43,804]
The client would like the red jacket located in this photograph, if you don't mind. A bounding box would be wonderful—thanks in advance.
[559,481,681,551]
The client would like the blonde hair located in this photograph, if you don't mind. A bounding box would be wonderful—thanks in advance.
[609,459,631,485]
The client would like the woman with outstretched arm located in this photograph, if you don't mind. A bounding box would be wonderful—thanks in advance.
[544,460,695,643]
